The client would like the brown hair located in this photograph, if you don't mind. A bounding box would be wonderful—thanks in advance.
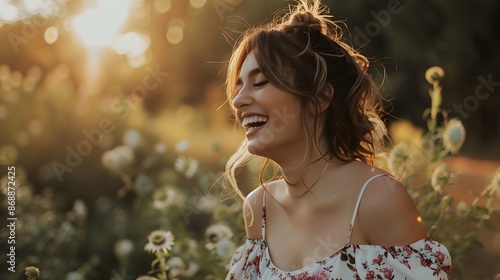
[224,0,386,203]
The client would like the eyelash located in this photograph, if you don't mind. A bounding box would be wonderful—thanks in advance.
[253,80,269,87]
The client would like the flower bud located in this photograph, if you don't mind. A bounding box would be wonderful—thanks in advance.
[114,239,135,259]
[455,201,471,218]
[431,163,452,191]
[101,145,135,173]
[25,266,40,280]
[425,66,445,84]
[123,129,141,149]
[442,119,465,154]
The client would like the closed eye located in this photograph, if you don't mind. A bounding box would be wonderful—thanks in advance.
[253,80,269,88]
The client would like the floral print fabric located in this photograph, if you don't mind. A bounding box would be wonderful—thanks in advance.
[227,237,451,280]
[226,174,451,279]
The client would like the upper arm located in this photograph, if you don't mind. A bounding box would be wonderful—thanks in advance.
[358,175,427,246]
[243,186,265,239]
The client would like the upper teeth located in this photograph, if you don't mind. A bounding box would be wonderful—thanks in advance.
[242,116,269,128]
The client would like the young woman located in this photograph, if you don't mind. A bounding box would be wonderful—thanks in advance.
[224,1,451,279]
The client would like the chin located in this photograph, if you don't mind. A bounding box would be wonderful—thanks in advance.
[246,141,268,157]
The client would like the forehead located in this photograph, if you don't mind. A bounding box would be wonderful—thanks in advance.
[239,51,259,77]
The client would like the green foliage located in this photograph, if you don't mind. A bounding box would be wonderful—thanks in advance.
[384,67,500,279]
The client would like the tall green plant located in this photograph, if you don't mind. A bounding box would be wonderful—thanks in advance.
[385,67,499,278]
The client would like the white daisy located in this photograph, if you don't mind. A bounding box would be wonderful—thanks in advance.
[216,239,236,259]
[101,145,135,173]
[174,156,199,178]
[184,262,200,277]
[152,186,185,209]
[123,129,141,149]
[144,230,175,254]
[387,142,413,177]
[205,224,233,250]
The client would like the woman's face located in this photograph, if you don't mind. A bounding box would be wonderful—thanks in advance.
[232,51,307,161]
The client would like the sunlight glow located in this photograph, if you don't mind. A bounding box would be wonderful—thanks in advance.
[114,32,152,68]
[114,32,150,56]
[23,0,44,14]
[0,0,63,24]
[72,0,132,47]
[0,3,20,23]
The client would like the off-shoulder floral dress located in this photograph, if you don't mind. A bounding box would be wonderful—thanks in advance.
[227,174,452,280]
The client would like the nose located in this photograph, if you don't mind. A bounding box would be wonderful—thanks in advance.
[232,86,253,109]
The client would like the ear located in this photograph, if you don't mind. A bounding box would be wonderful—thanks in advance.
[317,84,334,112]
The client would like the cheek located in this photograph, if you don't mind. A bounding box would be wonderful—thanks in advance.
[268,103,301,133]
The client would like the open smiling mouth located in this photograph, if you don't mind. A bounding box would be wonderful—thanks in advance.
[242,116,269,132]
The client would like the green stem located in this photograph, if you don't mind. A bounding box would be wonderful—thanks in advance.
[427,203,447,236]
[471,188,489,207]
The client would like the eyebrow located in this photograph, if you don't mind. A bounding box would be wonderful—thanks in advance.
[236,67,262,86]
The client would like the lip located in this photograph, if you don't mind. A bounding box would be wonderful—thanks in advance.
[245,121,267,137]
[239,112,268,121]
[239,112,269,137]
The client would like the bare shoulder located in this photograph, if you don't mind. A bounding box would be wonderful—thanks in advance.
[357,172,427,246]
[243,182,274,239]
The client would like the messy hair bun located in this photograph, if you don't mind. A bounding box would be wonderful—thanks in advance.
[288,11,326,34]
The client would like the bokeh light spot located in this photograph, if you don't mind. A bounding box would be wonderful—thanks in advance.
[114,32,150,56]
[127,52,150,68]
[190,0,207,9]
[28,120,43,136]
[166,26,183,45]
[23,0,44,14]
[166,19,185,45]
[155,0,171,13]
[10,71,23,87]
[44,26,59,44]
[27,66,42,81]
[16,131,30,146]
[0,144,18,164]
[0,4,19,23]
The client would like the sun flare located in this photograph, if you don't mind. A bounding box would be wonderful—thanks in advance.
[72,0,132,47]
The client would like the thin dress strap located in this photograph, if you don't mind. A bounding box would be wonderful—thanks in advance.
[262,189,267,239]
[347,173,388,244]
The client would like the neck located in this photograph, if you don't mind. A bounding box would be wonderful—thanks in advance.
[280,154,347,198]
